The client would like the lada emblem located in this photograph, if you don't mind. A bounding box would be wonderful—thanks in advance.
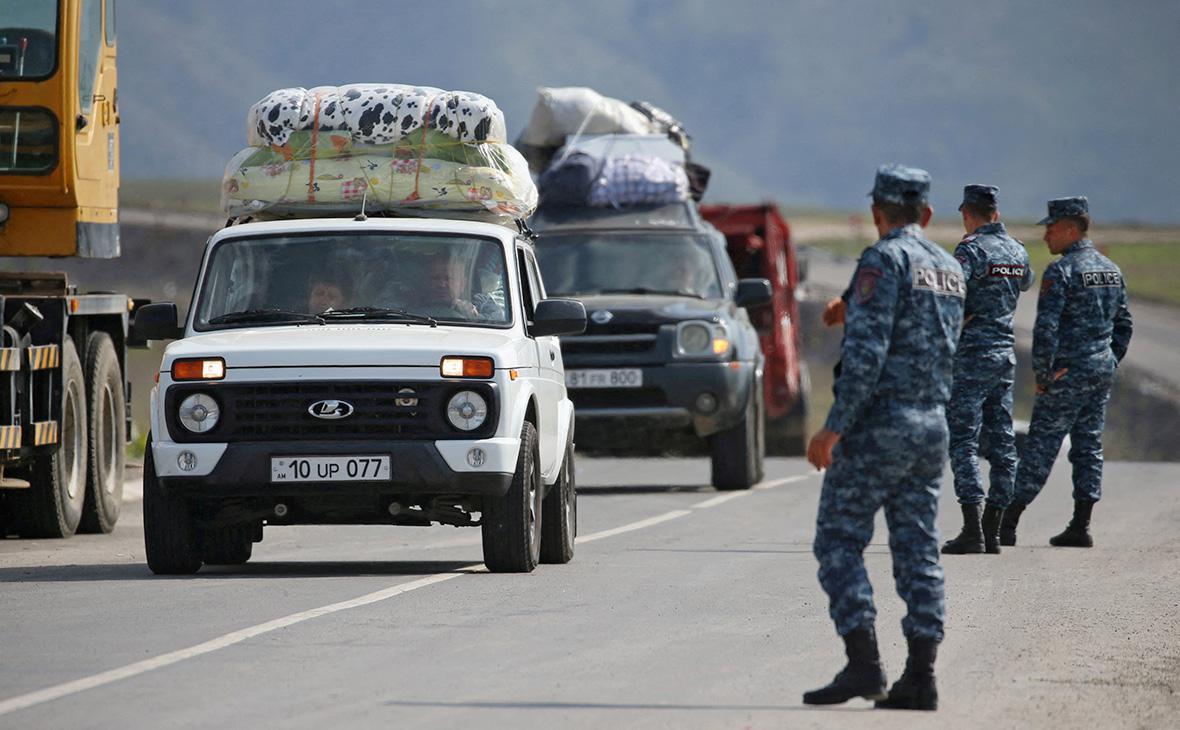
[591,310,613,324]
[308,399,354,420]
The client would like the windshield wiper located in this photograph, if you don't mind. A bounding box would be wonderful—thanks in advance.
[208,309,326,325]
[317,307,438,327]
[598,287,707,299]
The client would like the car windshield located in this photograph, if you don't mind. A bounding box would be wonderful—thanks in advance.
[534,232,722,299]
[195,232,510,330]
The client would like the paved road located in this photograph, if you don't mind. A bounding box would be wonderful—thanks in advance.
[2,456,1177,729]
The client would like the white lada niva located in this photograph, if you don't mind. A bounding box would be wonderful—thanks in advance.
[133,217,586,574]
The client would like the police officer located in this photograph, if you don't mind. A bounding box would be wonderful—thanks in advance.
[942,185,1034,555]
[804,165,964,712]
[1001,197,1132,547]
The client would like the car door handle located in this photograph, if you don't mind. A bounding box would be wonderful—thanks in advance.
[549,350,557,362]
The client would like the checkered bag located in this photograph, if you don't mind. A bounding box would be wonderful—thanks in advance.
[587,154,689,207]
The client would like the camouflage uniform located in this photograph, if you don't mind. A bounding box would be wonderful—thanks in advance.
[814,166,965,642]
[1012,198,1132,507]
[948,197,1034,509]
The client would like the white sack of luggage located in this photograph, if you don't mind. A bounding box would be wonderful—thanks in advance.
[222,84,536,224]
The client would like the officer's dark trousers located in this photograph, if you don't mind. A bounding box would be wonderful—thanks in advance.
[947,359,1018,507]
[814,402,947,641]
[1013,359,1115,505]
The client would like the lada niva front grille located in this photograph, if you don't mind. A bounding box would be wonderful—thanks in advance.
[165,380,497,443]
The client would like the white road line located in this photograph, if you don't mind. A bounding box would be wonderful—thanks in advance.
[0,569,478,719]
[575,510,692,544]
[0,498,744,716]
[754,472,819,490]
[691,491,748,509]
[691,471,817,508]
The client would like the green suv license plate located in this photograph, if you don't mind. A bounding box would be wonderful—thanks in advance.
[271,456,391,483]
[565,368,643,389]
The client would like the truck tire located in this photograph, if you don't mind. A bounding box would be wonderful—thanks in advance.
[79,332,125,534]
[6,338,88,538]
[482,421,542,573]
[767,363,810,456]
[143,438,202,575]
[200,524,254,565]
[540,438,576,564]
[710,383,765,491]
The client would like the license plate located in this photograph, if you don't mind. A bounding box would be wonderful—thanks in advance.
[271,455,391,483]
[565,368,643,389]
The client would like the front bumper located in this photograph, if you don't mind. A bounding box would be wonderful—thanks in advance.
[569,360,755,438]
[153,438,517,498]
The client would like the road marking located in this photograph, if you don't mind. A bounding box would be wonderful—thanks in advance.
[755,473,819,490]
[575,510,692,544]
[0,497,744,716]
[691,471,817,509]
[691,491,748,509]
[0,569,479,718]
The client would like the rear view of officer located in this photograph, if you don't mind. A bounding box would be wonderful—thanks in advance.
[804,165,964,712]
[1002,197,1132,547]
[942,185,1033,555]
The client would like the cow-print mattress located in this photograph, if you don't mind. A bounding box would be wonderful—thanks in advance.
[247,84,508,148]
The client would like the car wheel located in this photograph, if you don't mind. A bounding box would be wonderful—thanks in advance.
[143,437,202,575]
[79,332,126,534]
[482,421,542,573]
[200,523,254,565]
[6,338,87,538]
[540,437,576,564]
[710,381,764,491]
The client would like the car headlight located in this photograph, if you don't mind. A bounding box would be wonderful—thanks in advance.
[678,323,712,355]
[676,321,730,358]
[446,390,488,431]
[178,393,220,433]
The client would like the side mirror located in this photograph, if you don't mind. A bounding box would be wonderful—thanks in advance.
[735,278,772,309]
[130,302,183,342]
[531,299,586,337]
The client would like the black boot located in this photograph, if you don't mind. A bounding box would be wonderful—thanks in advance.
[802,626,888,705]
[981,504,1003,554]
[999,502,1026,546]
[1049,500,1094,547]
[875,637,938,711]
[941,503,984,554]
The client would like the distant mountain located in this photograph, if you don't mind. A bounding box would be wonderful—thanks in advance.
[117,0,1180,223]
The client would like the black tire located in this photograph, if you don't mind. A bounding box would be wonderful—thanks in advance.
[767,362,810,456]
[710,380,765,491]
[78,333,126,534]
[540,437,576,564]
[6,338,87,538]
[143,437,202,574]
[200,524,254,565]
[482,421,542,573]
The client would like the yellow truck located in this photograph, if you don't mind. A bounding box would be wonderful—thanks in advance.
[0,0,130,537]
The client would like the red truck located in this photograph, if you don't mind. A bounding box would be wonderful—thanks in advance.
[699,204,809,454]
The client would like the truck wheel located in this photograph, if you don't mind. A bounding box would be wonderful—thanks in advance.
[143,438,202,575]
[710,384,765,491]
[540,438,576,564]
[767,364,810,456]
[200,524,254,565]
[79,333,125,534]
[482,421,542,573]
[7,338,87,538]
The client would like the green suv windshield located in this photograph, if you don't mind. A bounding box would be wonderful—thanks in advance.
[195,232,510,330]
[535,232,723,300]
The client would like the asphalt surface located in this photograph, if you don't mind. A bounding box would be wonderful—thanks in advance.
[2,455,1177,729]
